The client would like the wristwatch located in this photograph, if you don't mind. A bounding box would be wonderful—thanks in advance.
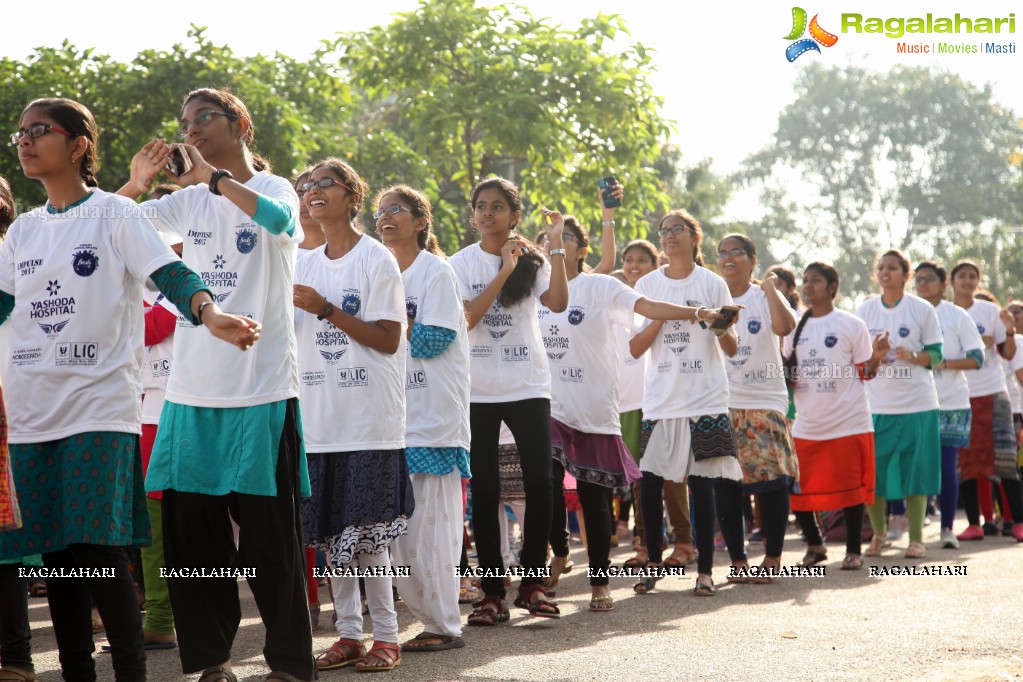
[209,169,234,196]
[549,248,567,257]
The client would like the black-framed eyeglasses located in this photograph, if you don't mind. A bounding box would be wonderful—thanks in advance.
[178,110,237,139]
[300,177,353,194]
[717,247,747,259]
[10,123,75,146]
[372,204,414,221]
[658,224,687,238]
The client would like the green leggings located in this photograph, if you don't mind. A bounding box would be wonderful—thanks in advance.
[141,497,174,634]
[868,495,928,543]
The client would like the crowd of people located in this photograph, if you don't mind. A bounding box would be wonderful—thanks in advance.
[0,90,1022,682]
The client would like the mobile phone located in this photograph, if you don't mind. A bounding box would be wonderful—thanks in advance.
[599,176,621,208]
[166,147,192,177]
[709,305,741,331]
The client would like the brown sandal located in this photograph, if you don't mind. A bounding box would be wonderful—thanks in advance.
[466,595,509,626]
[623,547,649,568]
[356,642,401,672]
[514,583,560,618]
[0,667,38,682]
[663,543,697,568]
[197,666,237,682]
[315,638,366,670]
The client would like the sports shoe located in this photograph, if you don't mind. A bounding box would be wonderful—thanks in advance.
[956,525,984,541]
[940,529,960,549]
[749,527,764,542]
[905,542,926,558]
[886,515,908,543]
[982,521,999,536]
[1001,521,1015,537]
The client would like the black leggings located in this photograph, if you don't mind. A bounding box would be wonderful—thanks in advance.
[469,398,553,597]
[960,478,1023,526]
[795,504,865,555]
[758,487,791,558]
[0,563,33,672]
[642,472,747,575]
[43,545,146,682]
[550,460,613,586]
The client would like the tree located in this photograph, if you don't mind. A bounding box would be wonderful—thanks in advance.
[332,0,674,252]
[741,63,1023,299]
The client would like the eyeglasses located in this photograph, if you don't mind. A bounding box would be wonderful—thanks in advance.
[10,123,75,146]
[300,177,353,194]
[717,247,747,259]
[914,275,939,284]
[372,204,414,221]
[178,111,237,139]
[658,224,687,238]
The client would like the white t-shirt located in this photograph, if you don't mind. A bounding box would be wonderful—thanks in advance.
[634,266,732,420]
[783,309,875,440]
[401,251,470,450]
[1003,333,1023,414]
[855,294,942,415]
[932,300,984,411]
[142,172,301,407]
[726,285,790,413]
[540,273,641,434]
[616,314,646,413]
[0,190,179,442]
[449,243,552,402]
[295,236,407,452]
[962,299,1008,398]
[141,294,180,425]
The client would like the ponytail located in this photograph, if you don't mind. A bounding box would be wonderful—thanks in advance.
[783,309,813,387]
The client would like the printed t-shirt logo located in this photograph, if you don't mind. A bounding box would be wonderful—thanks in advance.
[236,227,258,254]
[898,325,910,338]
[824,333,838,348]
[747,318,762,334]
[38,319,70,339]
[319,349,347,365]
[405,297,418,320]
[47,280,61,296]
[342,293,361,316]
[544,323,569,360]
[71,248,99,277]
[567,308,585,325]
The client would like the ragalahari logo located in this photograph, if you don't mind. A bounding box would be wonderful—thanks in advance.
[784,7,839,62]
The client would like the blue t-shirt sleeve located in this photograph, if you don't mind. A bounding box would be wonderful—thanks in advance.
[410,323,457,358]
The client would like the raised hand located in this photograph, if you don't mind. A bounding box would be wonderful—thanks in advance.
[129,139,172,194]
[500,237,528,273]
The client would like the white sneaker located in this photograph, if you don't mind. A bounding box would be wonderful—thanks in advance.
[941,529,960,549]
[886,514,908,543]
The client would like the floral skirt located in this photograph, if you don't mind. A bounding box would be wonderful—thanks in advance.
[301,449,414,566]
[729,408,800,494]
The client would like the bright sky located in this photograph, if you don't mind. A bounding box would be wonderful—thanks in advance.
[4,0,1021,217]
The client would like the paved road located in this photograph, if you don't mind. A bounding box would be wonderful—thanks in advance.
[23,515,1023,681]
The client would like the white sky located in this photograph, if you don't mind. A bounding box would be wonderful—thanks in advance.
[4,0,1021,217]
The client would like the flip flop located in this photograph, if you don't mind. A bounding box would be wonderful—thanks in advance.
[400,632,466,652]
[693,580,716,596]
[588,595,615,612]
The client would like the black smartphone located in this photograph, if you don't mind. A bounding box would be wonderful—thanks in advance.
[166,147,192,177]
[599,176,621,208]
[709,305,741,331]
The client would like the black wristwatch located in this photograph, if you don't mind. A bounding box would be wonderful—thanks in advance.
[209,169,234,196]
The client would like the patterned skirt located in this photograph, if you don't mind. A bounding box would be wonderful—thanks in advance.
[301,450,415,567]
[550,419,642,488]
[729,408,800,494]
[939,409,972,448]
[0,432,150,560]
[958,393,1020,481]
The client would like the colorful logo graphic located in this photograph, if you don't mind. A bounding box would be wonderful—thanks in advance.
[784,7,839,62]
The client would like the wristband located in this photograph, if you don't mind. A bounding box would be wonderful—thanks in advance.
[549,248,567,257]
[601,220,616,227]
[196,300,213,325]
[317,301,335,321]
[209,169,234,196]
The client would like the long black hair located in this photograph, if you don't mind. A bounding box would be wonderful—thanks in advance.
[470,177,544,308]
[22,98,99,188]
[783,262,839,385]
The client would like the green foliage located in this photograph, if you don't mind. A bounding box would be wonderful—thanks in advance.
[1,4,674,262]
[741,63,1023,299]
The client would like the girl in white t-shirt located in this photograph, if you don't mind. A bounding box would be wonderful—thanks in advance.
[536,217,713,608]
[293,161,411,672]
[630,209,743,596]
[950,261,1023,543]
[448,177,569,624]
[856,250,943,559]
[717,234,799,580]
[375,184,470,653]
[912,261,983,550]
[2,97,257,682]
[119,87,311,682]
[294,168,326,256]
[784,262,887,570]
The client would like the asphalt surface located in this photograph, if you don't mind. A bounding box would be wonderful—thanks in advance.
[22,514,1023,681]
